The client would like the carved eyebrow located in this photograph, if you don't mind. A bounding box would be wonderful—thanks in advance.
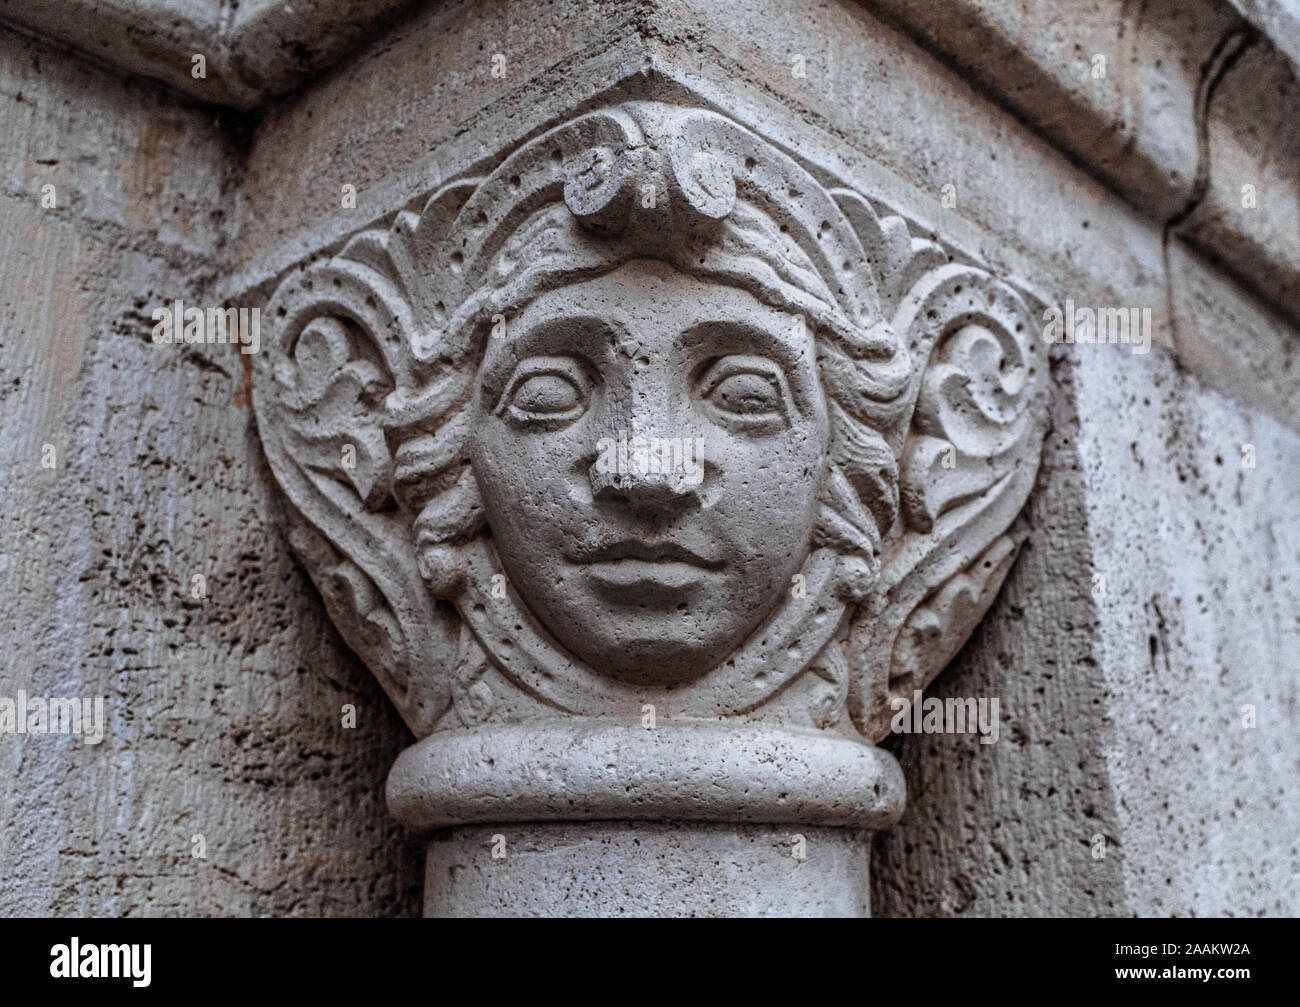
[678,317,811,363]
[509,310,626,360]
[677,318,818,407]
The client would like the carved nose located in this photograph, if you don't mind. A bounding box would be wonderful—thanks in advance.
[590,464,700,512]
[591,377,704,511]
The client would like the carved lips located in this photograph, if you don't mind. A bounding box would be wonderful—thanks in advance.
[569,539,724,601]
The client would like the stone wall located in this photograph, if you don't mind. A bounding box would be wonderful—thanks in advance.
[0,28,422,916]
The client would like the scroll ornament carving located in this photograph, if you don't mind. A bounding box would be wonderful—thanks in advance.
[253,100,1048,754]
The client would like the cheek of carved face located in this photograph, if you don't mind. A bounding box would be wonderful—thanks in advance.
[469,259,830,686]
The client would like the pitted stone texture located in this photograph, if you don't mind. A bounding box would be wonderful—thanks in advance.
[387,720,906,831]
[0,30,422,918]
[873,336,1300,918]
[1072,337,1300,916]
[872,344,1130,918]
[0,0,417,108]
[425,822,872,918]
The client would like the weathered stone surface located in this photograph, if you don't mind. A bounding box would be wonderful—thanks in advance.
[1070,340,1300,916]
[862,0,1225,220]
[858,0,1300,324]
[0,0,415,108]
[873,344,1130,917]
[388,721,907,830]
[1182,37,1300,322]
[425,822,874,918]
[876,287,1300,918]
[7,0,1299,323]
[0,27,421,917]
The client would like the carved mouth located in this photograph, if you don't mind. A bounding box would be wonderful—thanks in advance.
[571,541,722,600]
[574,540,720,567]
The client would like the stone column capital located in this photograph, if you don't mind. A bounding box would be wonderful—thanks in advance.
[252,86,1049,916]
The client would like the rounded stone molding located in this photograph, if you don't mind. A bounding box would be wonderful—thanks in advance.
[386,718,907,831]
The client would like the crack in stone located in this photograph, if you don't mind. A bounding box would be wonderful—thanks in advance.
[1161,23,1260,354]
[1166,24,1260,233]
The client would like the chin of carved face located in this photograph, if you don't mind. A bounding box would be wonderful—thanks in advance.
[469,259,831,686]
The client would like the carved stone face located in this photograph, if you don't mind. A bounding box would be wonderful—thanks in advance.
[256,99,1048,738]
[470,259,830,685]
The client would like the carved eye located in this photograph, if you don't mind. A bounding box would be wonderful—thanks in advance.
[498,357,591,427]
[696,356,791,429]
[514,373,580,413]
[709,372,782,415]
